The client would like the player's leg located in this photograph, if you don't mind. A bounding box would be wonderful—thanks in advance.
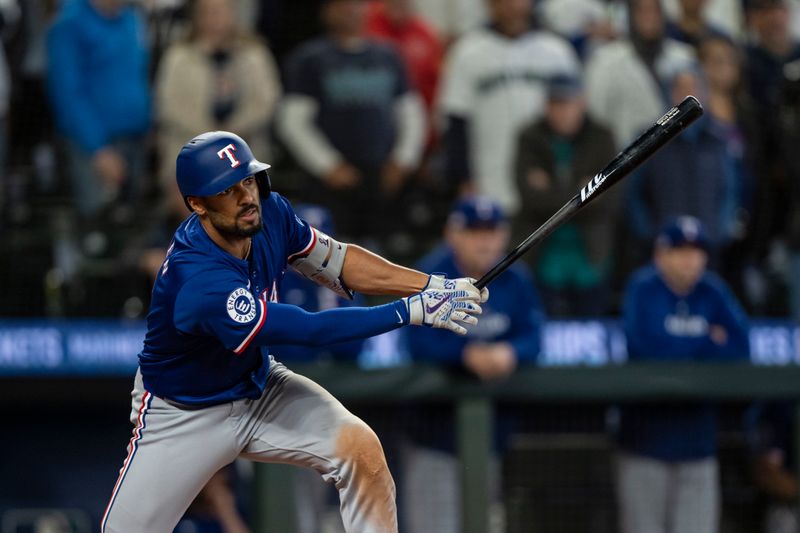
[671,458,719,533]
[239,360,397,533]
[616,453,670,533]
[101,372,240,533]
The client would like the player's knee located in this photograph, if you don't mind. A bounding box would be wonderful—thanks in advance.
[335,421,392,485]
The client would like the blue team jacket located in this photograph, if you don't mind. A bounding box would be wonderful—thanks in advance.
[618,265,750,461]
[46,0,151,153]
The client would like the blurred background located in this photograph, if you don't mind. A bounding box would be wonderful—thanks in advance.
[6,0,800,531]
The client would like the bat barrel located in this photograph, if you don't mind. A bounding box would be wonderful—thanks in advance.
[474,96,703,290]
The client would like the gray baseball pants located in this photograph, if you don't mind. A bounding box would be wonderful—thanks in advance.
[101,361,397,533]
[617,452,719,533]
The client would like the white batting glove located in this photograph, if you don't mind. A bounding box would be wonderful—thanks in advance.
[402,286,483,336]
[425,273,490,303]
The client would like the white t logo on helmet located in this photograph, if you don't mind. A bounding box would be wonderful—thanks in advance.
[217,143,241,168]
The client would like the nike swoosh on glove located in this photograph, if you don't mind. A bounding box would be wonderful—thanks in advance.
[425,274,490,303]
[402,285,483,335]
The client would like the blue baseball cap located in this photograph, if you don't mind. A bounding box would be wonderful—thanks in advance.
[655,216,710,250]
[547,73,584,101]
[447,196,507,230]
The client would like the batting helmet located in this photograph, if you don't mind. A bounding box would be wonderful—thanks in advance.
[176,131,271,207]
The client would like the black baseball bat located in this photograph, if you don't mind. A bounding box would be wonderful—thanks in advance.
[475,95,704,290]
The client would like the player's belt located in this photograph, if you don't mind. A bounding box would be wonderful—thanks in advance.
[161,397,223,410]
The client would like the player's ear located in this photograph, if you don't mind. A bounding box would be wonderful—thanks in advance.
[186,196,206,216]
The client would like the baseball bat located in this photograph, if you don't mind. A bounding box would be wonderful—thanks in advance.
[475,95,704,290]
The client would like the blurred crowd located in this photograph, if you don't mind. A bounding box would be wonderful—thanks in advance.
[3,1,800,532]
[3,0,800,320]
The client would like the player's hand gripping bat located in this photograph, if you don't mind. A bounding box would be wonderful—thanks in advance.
[475,95,704,290]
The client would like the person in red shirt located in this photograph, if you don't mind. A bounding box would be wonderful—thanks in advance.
[366,0,444,150]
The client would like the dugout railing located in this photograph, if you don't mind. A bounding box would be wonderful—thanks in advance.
[253,363,800,533]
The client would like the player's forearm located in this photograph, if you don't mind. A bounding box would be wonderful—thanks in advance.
[256,301,408,347]
[341,245,428,296]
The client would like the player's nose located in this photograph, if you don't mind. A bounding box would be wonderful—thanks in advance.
[234,183,256,204]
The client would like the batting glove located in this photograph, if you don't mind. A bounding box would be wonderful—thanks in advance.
[402,286,483,336]
[425,274,490,303]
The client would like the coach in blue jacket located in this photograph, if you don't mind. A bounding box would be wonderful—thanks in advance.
[403,196,544,533]
[617,215,750,533]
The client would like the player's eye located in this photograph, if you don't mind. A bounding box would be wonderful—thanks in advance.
[216,187,232,196]
[243,177,256,186]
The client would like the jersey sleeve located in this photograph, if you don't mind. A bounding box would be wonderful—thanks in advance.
[174,272,268,355]
[273,194,315,259]
[438,38,476,118]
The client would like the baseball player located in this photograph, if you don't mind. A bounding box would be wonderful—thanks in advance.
[100,131,488,533]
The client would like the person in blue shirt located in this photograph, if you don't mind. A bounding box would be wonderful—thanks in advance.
[101,131,487,533]
[47,0,151,221]
[617,215,750,533]
[402,196,544,533]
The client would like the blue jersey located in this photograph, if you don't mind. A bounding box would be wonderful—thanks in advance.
[139,193,313,405]
[270,271,365,363]
[618,264,750,461]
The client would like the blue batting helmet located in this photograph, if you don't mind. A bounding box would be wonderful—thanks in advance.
[176,131,271,206]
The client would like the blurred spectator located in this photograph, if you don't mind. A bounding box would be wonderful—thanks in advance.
[627,67,740,265]
[277,0,425,245]
[744,0,800,268]
[514,73,618,316]
[413,0,487,46]
[154,0,281,190]
[0,41,10,216]
[781,49,800,320]
[4,0,54,218]
[403,196,544,533]
[46,0,151,222]
[744,401,799,533]
[256,1,325,67]
[698,34,762,304]
[665,0,731,48]
[438,0,580,214]
[662,0,744,39]
[585,0,696,149]
[134,180,187,286]
[616,216,750,533]
[365,0,443,151]
[539,0,623,58]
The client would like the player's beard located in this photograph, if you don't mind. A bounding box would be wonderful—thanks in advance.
[209,204,263,238]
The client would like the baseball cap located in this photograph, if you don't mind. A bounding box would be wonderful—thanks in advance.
[547,73,584,101]
[447,196,507,230]
[655,216,710,250]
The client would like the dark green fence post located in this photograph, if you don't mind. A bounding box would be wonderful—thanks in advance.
[457,395,493,533]
[253,463,298,533]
